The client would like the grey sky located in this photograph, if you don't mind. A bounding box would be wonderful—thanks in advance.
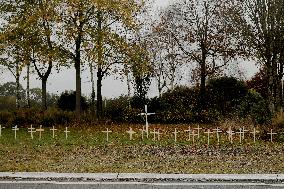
[0,0,258,99]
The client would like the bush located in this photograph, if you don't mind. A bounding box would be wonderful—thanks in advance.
[57,91,88,111]
[207,77,248,116]
[238,89,271,124]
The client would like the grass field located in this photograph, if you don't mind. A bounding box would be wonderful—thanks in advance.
[0,123,284,173]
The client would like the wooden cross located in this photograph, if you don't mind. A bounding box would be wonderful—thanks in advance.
[194,125,203,138]
[172,128,179,142]
[28,125,36,139]
[102,128,112,142]
[213,127,222,144]
[36,125,44,140]
[190,130,198,144]
[242,126,249,140]
[139,105,155,138]
[236,128,244,143]
[139,126,147,140]
[184,126,192,141]
[64,127,70,139]
[267,129,277,142]
[50,126,57,139]
[204,129,214,146]
[12,125,19,140]
[150,129,159,141]
[126,127,136,140]
[156,129,162,141]
[0,125,5,137]
[250,128,259,143]
[226,126,235,143]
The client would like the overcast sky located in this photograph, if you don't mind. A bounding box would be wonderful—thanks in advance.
[0,0,258,99]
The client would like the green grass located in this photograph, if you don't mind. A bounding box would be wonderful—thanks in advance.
[0,124,284,173]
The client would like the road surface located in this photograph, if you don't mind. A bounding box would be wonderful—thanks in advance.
[1,173,284,189]
[0,180,284,189]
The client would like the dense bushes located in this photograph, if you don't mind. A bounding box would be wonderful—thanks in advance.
[103,77,271,124]
[0,77,274,126]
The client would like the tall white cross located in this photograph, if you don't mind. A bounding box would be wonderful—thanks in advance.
[172,128,179,142]
[184,126,192,141]
[250,128,259,143]
[126,127,136,140]
[12,125,19,140]
[267,129,277,142]
[204,129,214,146]
[139,105,155,138]
[226,126,235,143]
[64,127,70,139]
[213,127,222,144]
[194,125,203,138]
[0,125,5,137]
[28,125,36,139]
[102,128,112,142]
[50,126,58,139]
[36,125,44,140]
[236,128,244,143]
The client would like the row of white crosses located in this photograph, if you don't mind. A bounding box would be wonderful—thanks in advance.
[102,125,280,144]
[0,125,70,139]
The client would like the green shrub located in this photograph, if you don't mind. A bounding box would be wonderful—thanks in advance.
[238,89,271,124]
[207,77,248,116]
[57,91,88,111]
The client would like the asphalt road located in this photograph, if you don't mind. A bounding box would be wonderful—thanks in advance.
[1,181,284,189]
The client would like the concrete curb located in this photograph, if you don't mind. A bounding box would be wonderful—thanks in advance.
[0,173,284,182]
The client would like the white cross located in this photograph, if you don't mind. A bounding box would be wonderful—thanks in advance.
[36,125,44,140]
[190,130,198,144]
[156,129,162,141]
[139,126,147,140]
[204,129,214,146]
[64,127,70,139]
[236,128,244,143]
[12,125,19,140]
[28,125,36,139]
[226,126,235,143]
[267,129,277,142]
[172,128,179,142]
[242,126,249,140]
[150,129,158,141]
[50,126,58,139]
[139,105,155,138]
[213,127,222,144]
[250,128,259,143]
[184,126,192,141]
[102,128,112,142]
[194,125,203,138]
[0,125,5,137]
[126,127,136,140]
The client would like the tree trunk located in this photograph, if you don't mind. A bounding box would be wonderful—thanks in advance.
[97,67,103,119]
[42,78,47,110]
[75,34,82,118]
[199,47,207,112]
[89,62,95,114]
[96,10,103,120]
[26,62,30,108]
[16,62,20,109]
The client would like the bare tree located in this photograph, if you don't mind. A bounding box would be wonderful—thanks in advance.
[159,0,240,110]
[231,0,284,112]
